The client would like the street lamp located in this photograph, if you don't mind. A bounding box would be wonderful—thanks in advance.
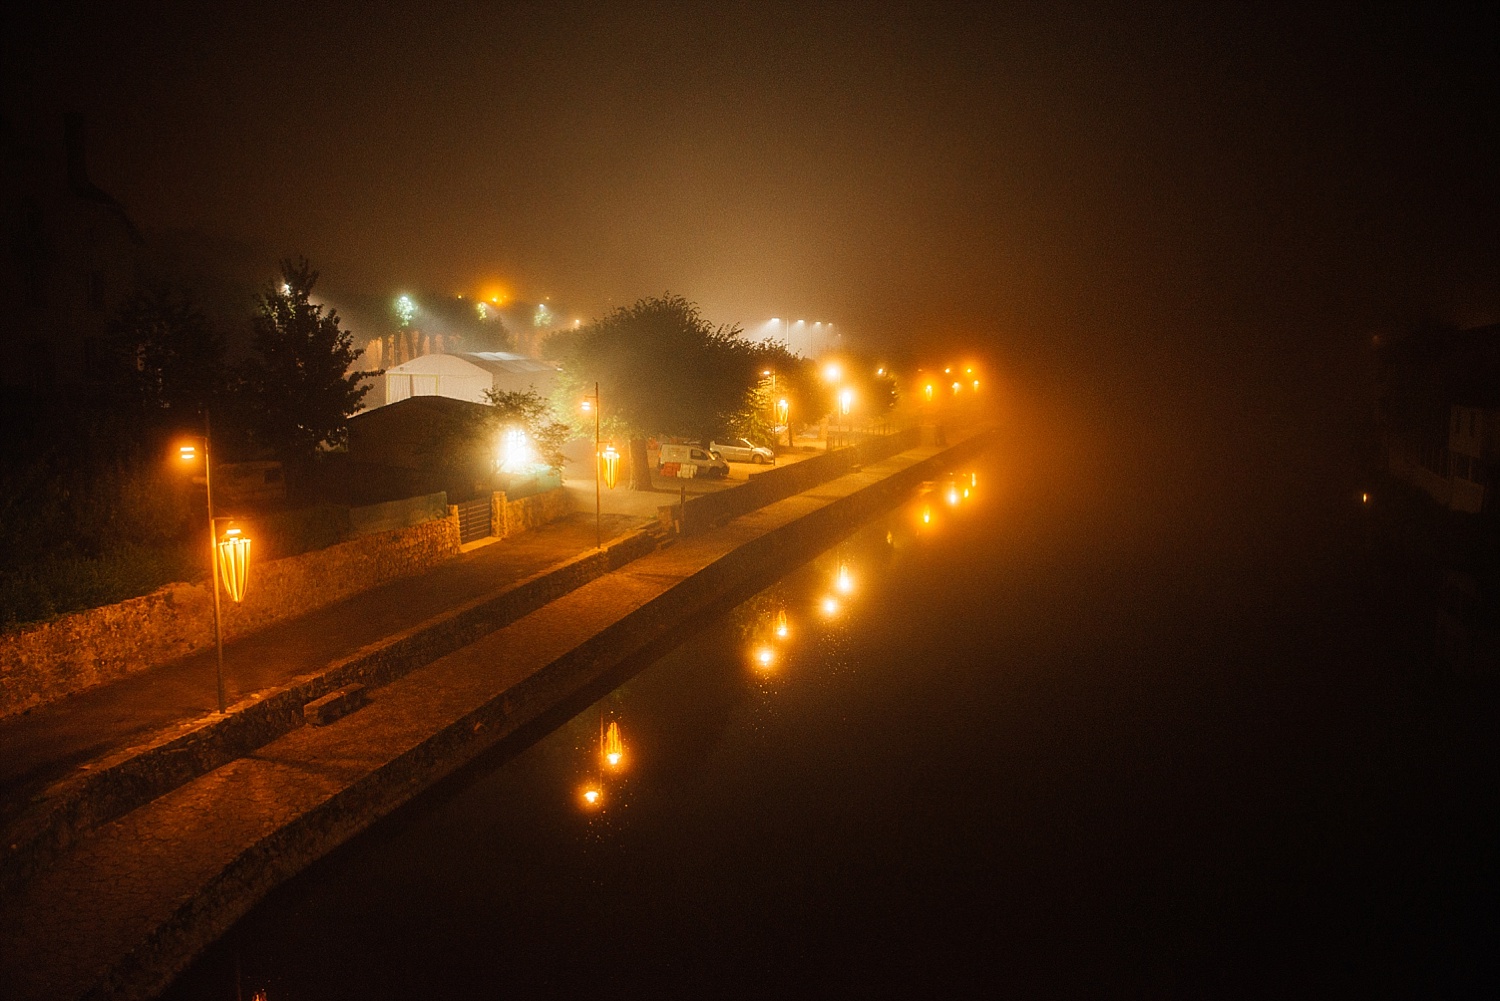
[176,412,251,714]
[582,384,601,548]
[776,398,790,447]
[601,444,621,490]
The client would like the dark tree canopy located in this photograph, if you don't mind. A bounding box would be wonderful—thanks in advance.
[105,286,226,419]
[546,294,759,443]
[245,257,370,460]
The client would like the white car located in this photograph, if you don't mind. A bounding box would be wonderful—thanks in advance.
[710,437,775,464]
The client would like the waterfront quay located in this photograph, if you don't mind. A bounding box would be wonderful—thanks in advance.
[0,426,993,1001]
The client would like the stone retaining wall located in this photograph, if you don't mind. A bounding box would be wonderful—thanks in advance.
[0,515,461,720]
[491,486,574,539]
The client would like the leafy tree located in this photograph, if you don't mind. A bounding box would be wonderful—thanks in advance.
[545,294,760,488]
[484,388,570,472]
[739,343,818,445]
[245,257,371,460]
[105,286,226,418]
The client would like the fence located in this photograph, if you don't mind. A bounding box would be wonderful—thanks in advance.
[671,427,921,537]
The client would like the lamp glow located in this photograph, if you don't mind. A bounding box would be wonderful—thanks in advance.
[499,428,534,473]
[601,445,621,490]
[216,526,251,604]
[603,721,624,769]
[774,609,789,638]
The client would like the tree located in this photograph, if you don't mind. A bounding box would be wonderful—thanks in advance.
[105,286,226,419]
[245,257,371,460]
[545,294,760,488]
[484,388,570,473]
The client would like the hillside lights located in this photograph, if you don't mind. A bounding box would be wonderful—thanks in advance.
[601,444,621,490]
[216,525,252,604]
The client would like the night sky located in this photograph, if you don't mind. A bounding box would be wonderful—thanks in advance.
[6,3,1498,387]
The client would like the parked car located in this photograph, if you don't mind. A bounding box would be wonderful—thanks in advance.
[709,437,775,464]
[658,443,730,478]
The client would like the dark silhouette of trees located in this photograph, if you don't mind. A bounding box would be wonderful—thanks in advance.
[104,286,227,419]
[545,294,762,488]
[244,257,371,461]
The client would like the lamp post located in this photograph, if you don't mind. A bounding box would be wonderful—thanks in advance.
[582,383,601,549]
[177,411,246,714]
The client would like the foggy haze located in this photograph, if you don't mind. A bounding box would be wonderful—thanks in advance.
[7,3,1495,402]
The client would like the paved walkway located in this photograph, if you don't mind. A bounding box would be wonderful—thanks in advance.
[0,511,649,824]
[0,437,984,1001]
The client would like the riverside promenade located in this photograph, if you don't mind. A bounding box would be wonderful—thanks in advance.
[0,426,994,1001]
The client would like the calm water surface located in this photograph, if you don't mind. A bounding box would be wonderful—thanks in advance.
[161,422,1499,998]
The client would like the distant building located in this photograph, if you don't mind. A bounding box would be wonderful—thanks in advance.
[1447,403,1497,514]
[1380,322,1500,515]
[363,351,560,410]
[1,113,145,391]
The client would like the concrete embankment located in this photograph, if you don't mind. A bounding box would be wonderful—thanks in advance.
[0,429,994,1001]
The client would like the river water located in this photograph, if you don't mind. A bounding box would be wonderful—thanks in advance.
[161,404,1498,997]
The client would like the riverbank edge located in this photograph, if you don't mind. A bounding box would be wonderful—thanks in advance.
[100,430,995,1001]
[0,527,660,902]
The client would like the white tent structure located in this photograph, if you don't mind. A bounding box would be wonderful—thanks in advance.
[375,352,560,408]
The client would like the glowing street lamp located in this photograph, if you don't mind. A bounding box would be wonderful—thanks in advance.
[838,387,854,417]
[175,412,250,714]
[777,398,790,447]
[601,444,621,490]
[216,525,252,604]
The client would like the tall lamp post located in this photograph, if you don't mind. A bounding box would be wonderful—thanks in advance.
[176,411,252,714]
[582,383,601,549]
